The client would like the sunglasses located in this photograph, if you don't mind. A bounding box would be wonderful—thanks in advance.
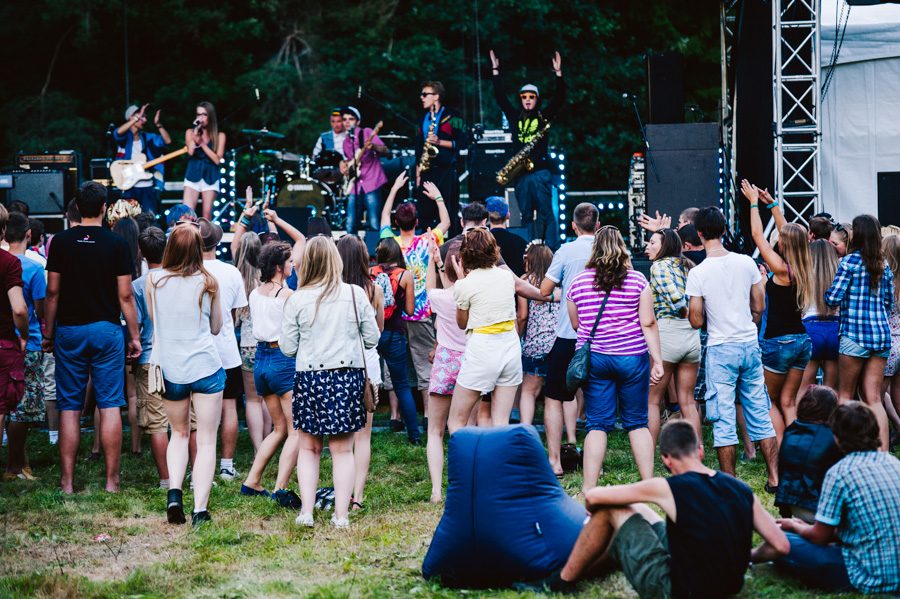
[519,93,537,100]
[420,92,437,98]
[195,112,208,117]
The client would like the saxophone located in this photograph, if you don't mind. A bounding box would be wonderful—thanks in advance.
[418,106,439,172]
[496,122,551,186]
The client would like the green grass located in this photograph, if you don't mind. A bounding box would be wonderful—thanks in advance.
[0,418,866,598]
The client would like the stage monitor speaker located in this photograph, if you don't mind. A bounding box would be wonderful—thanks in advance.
[878,172,900,227]
[467,141,514,203]
[7,169,75,215]
[645,123,721,219]
[275,207,315,239]
[647,52,684,125]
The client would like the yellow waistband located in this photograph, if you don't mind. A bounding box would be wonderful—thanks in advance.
[473,320,516,335]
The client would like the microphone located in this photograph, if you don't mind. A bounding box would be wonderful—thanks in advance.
[622,92,636,100]
[192,119,201,128]
[254,87,260,101]
[357,85,362,99]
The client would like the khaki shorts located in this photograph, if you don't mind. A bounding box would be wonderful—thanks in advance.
[133,363,168,434]
[406,319,436,390]
[42,352,56,402]
[658,318,701,364]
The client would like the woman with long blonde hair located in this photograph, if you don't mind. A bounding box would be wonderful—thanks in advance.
[743,180,813,436]
[567,226,663,491]
[147,223,224,527]
[280,236,379,528]
[183,101,226,219]
[798,240,841,393]
[882,234,900,437]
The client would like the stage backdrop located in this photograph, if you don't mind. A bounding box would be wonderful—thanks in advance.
[820,1,900,224]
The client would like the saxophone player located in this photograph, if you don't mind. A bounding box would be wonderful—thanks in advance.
[416,81,467,236]
[491,50,566,250]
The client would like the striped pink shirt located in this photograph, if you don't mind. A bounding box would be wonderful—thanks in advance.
[567,269,649,355]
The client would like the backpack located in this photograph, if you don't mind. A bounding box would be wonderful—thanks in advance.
[371,264,402,320]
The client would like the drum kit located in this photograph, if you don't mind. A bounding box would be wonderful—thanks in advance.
[240,126,415,230]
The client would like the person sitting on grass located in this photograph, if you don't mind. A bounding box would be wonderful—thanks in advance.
[756,402,900,594]
[774,385,841,523]
[515,420,789,596]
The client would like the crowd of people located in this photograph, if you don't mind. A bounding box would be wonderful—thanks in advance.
[0,174,898,596]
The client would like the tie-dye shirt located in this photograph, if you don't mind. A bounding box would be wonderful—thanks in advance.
[379,226,444,321]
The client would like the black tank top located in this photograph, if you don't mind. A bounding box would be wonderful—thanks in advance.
[666,471,754,598]
[383,267,407,333]
[764,277,806,338]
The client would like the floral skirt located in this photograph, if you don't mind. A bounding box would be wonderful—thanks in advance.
[292,368,366,436]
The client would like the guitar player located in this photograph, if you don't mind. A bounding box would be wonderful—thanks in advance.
[113,104,171,214]
[339,106,389,234]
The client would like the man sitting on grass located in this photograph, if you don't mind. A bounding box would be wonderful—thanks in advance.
[755,402,900,594]
[517,420,789,596]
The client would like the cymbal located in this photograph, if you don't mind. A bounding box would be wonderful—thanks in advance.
[380,133,410,141]
[241,127,286,140]
[258,149,304,162]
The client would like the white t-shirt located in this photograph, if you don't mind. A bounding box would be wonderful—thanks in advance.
[453,267,517,332]
[203,259,248,369]
[685,252,762,346]
[545,235,594,339]
[132,137,152,188]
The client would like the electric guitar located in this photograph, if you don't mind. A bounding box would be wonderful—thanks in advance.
[340,121,384,195]
[110,146,189,190]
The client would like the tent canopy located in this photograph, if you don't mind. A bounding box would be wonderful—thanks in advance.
[821,1,900,65]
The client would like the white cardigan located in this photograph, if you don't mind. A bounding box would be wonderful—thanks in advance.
[280,282,379,371]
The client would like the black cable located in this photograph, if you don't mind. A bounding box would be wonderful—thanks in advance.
[822,1,850,101]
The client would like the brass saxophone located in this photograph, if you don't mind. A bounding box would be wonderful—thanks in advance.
[496,122,551,186]
[418,106,439,172]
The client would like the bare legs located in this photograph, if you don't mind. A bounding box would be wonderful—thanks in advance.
[838,354,889,450]
[242,368,270,454]
[518,374,544,425]
[125,371,141,453]
[427,393,452,502]
[182,188,214,220]
[447,386,483,434]
[59,407,122,493]
[297,432,355,521]
[165,392,222,513]
[242,391,294,491]
[220,397,238,467]
[352,412,374,506]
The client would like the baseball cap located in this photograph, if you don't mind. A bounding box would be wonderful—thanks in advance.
[341,106,361,121]
[124,105,140,120]
[519,84,540,96]
[485,196,509,219]
[198,218,223,251]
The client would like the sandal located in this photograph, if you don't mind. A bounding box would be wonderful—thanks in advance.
[350,500,364,511]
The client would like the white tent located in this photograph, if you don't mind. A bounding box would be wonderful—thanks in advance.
[820,1,900,222]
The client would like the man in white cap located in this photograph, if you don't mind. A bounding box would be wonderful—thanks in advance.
[114,103,171,214]
[339,106,390,233]
[490,50,566,250]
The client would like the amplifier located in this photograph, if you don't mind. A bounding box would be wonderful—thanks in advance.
[17,151,79,170]
[467,140,515,204]
[6,169,76,215]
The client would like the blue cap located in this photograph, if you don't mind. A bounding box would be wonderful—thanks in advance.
[485,196,509,219]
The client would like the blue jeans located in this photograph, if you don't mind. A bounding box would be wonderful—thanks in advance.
[253,344,295,396]
[776,533,853,592]
[378,330,421,441]
[705,342,775,447]
[164,368,226,401]
[346,190,381,233]
[514,169,559,250]
[55,321,125,411]
[582,352,650,432]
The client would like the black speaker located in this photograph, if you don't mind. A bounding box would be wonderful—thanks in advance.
[647,52,684,125]
[645,123,721,218]
[7,169,75,215]
[467,141,514,203]
[275,207,316,238]
[878,172,900,227]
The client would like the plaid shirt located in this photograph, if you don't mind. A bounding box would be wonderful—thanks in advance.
[649,257,689,320]
[824,252,893,352]
[816,451,900,594]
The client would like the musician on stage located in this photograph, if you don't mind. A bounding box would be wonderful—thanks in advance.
[415,81,467,237]
[114,104,171,214]
[311,107,347,159]
[183,101,227,221]
[491,50,566,250]
[340,106,390,233]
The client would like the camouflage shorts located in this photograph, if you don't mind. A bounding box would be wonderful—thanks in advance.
[9,351,45,423]
[240,346,256,372]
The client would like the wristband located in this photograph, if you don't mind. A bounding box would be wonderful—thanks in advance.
[766,201,780,209]
[750,204,758,209]
[239,217,252,228]
[434,196,444,203]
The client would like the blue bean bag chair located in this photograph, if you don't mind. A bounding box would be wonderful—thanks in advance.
[422,425,587,588]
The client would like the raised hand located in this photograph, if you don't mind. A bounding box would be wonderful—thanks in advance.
[422,181,442,201]
[637,210,671,232]
[489,49,500,70]
[137,103,149,120]
[759,188,776,206]
[450,253,466,280]
[740,179,760,204]
[154,109,162,127]
[392,170,409,192]
[552,51,562,74]
[264,208,278,222]
[426,227,439,258]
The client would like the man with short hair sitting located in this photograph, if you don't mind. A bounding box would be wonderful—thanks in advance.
[518,420,789,596]
[756,402,900,594]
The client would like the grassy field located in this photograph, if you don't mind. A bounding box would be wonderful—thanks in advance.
[0,415,867,599]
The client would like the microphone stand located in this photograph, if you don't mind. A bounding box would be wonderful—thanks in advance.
[628,94,659,183]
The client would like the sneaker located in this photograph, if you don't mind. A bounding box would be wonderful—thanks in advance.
[272,488,302,510]
[294,512,314,527]
[19,467,37,481]
[167,489,186,525]
[240,484,270,498]
[191,510,212,528]
[409,437,424,447]
[331,514,350,529]
[218,467,238,481]
[389,419,403,432]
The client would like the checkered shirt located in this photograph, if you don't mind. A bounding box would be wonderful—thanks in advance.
[816,451,900,594]
[824,252,894,352]
[649,257,689,320]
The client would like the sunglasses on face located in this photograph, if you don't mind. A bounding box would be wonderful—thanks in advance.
[420,92,437,98]
[195,112,207,117]
[519,93,537,100]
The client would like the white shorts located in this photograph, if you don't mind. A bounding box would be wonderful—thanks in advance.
[456,330,522,393]
[183,178,220,193]
[364,346,382,387]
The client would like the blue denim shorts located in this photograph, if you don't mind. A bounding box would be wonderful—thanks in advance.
[164,368,226,401]
[253,343,295,397]
[761,333,812,374]
[802,316,839,361]
[583,352,650,433]
[55,321,125,411]
[839,336,890,359]
[522,354,548,378]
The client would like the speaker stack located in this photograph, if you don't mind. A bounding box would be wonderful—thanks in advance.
[2,152,81,216]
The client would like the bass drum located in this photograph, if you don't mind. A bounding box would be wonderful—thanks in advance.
[311,149,344,184]
[276,175,335,216]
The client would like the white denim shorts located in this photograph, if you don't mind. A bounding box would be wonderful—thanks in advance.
[456,330,522,393]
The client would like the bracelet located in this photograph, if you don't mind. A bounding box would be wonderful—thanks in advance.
[766,201,780,209]
[434,196,444,203]
[239,217,252,228]
[750,204,758,209]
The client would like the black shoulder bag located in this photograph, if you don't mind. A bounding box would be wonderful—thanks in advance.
[565,292,610,394]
